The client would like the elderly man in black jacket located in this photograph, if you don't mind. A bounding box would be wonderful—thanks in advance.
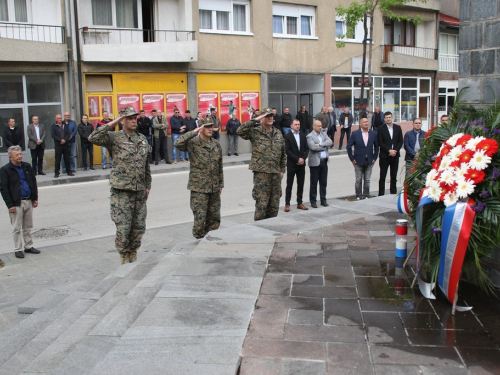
[51,114,73,177]
[0,145,40,259]
[2,117,24,149]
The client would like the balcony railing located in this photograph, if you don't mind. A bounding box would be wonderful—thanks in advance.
[382,44,438,63]
[439,54,459,72]
[81,27,195,45]
[0,22,65,44]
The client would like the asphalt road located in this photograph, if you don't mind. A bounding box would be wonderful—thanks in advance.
[0,154,405,254]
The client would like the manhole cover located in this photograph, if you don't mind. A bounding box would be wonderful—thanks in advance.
[32,228,69,239]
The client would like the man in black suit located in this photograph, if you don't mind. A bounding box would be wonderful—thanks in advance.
[51,114,73,178]
[2,118,24,149]
[377,111,403,195]
[284,119,309,212]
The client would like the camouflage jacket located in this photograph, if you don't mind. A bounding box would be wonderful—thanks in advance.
[174,131,224,193]
[237,119,286,174]
[88,125,152,191]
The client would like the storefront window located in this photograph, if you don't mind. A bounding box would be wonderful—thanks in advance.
[331,89,352,118]
[402,78,417,88]
[383,77,400,88]
[0,75,24,104]
[383,89,400,121]
[269,74,296,93]
[26,75,61,103]
[331,76,352,87]
[374,77,382,88]
[374,89,382,109]
[0,74,62,154]
[401,90,417,121]
[420,79,430,94]
[297,75,323,93]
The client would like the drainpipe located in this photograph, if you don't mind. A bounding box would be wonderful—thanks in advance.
[433,11,439,127]
[73,0,84,115]
[64,0,75,117]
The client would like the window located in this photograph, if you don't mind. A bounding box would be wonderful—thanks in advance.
[439,34,458,56]
[0,0,28,22]
[199,0,250,34]
[335,16,371,43]
[273,3,315,38]
[91,0,138,28]
[388,19,415,46]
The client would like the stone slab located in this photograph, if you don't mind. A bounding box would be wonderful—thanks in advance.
[156,276,263,299]
[190,242,272,258]
[172,257,268,277]
[18,289,68,314]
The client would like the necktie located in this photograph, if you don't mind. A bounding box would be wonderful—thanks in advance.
[415,132,420,151]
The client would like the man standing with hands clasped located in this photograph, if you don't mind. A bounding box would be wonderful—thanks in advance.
[174,118,224,239]
[307,120,333,208]
[377,111,403,195]
[284,119,309,212]
[347,114,379,200]
[88,107,151,264]
[238,108,286,221]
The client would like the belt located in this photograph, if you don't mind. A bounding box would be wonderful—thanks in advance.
[320,158,328,162]
[21,197,31,200]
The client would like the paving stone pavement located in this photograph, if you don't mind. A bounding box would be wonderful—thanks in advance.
[240,212,500,375]
[1,195,499,374]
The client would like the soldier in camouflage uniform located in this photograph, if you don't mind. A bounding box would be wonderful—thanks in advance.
[88,106,151,264]
[174,118,224,239]
[237,107,286,221]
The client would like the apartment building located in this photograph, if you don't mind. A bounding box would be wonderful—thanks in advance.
[1,0,443,166]
[0,0,70,166]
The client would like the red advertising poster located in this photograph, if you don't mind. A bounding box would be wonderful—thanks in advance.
[166,93,188,135]
[220,92,239,132]
[142,94,164,115]
[100,96,113,117]
[87,96,99,118]
[117,94,140,115]
[241,92,260,122]
[198,92,219,119]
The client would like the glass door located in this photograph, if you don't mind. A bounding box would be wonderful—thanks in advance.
[419,96,430,130]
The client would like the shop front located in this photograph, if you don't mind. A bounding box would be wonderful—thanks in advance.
[331,75,433,131]
[0,74,63,167]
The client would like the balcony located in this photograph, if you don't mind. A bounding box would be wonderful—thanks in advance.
[0,22,67,62]
[80,27,197,63]
[381,45,438,71]
[439,54,459,72]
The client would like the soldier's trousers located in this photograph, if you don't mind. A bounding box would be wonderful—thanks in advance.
[110,188,147,254]
[252,172,282,221]
[190,191,221,239]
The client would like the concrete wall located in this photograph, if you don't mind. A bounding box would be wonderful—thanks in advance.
[458,0,500,105]
[441,0,460,18]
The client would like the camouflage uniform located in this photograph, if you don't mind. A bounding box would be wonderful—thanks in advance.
[174,130,223,239]
[237,118,286,221]
[88,124,151,257]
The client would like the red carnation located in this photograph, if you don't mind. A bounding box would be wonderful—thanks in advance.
[459,149,475,164]
[425,126,436,139]
[464,169,486,184]
[456,134,474,147]
[440,145,452,157]
[476,139,499,157]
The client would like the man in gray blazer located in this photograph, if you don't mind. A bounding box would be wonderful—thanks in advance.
[307,120,333,208]
[27,116,46,175]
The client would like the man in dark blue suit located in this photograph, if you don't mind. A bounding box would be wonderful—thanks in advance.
[377,111,403,195]
[347,114,379,200]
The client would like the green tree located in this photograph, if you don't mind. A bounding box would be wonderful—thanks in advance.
[336,0,423,110]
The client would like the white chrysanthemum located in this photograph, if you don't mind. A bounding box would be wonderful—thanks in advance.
[449,145,464,161]
[469,150,492,170]
[453,163,469,179]
[427,180,443,202]
[439,155,452,171]
[443,192,458,207]
[465,136,486,151]
[439,169,456,185]
[456,177,475,199]
[446,133,464,147]
[425,169,439,187]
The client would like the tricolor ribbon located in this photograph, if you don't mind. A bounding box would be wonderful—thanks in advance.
[438,198,475,311]
[397,185,411,214]
[414,188,436,299]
